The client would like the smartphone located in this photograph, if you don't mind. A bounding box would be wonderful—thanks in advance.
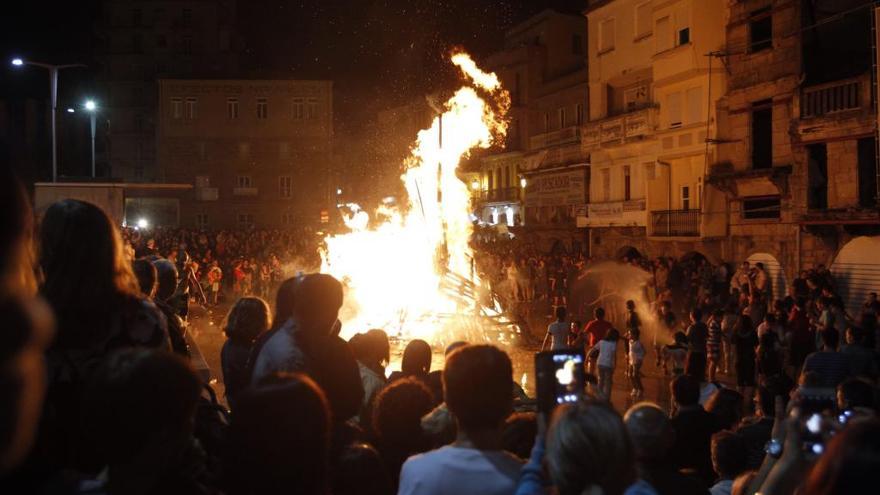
[795,386,837,457]
[535,350,586,413]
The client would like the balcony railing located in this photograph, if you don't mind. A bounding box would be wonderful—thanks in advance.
[801,78,861,118]
[479,187,521,203]
[529,126,580,149]
[195,187,218,201]
[582,107,657,147]
[651,209,700,237]
[232,187,258,196]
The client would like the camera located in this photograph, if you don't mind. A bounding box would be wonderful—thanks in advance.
[535,350,586,413]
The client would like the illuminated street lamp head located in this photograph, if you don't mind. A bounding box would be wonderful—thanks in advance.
[85,100,96,111]
[137,218,149,229]
[66,108,75,113]
[11,58,23,66]
[336,188,343,195]
[470,179,480,191]
[520,177,527,188]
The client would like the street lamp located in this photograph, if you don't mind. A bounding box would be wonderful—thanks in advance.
[84,100,98,177]
[10,57,87,182]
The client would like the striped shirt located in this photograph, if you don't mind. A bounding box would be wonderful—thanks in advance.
[707,320,723,358]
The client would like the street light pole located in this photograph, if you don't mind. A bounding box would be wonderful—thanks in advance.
[11,58,86,182]
[85,100,98,177]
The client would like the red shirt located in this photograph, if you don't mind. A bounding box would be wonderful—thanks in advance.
[582,319,613,347]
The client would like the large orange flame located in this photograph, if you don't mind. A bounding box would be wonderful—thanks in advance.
[321,52,510,342]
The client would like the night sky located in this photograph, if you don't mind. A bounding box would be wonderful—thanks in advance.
[1,0,586,130]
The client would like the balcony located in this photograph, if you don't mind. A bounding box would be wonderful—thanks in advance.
[478,187,521,203]
[232,187,258,196]
[582,107,657,148]
[194,187,218,201]
[650,209,700,237]
[800,77,863,118]
[529,126,581,149]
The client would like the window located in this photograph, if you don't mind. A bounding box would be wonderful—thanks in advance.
[281,213,295,226]
[544,112,550,131]
[237,213,254,229]
[576,103,584,125]
[196,141,206,160]
[749,8,772,52]
[558,107,566,129]
[134,166,144,179]
[601,169,611,202]
[681,185,691,210]
[222,97,237,119]
[182,8,193,26]
[635,2,652,39]
[132,9,142,26]
[236,175,253,188]
[292,97,304,119]
[132,34,143,53]
[624,84,649,112]
[667,91,682,128]
[279,142,290,159]
[238,142,250,159]
[170,97,183,119]
[599,18,615,52]
[156,35,167,48]
[256,97,268,119]
[678,27,690,46]
[807,143,828,210]
[685,87,702,125]
[306,97,318,119]
[858,137,878,207]
[572,34,583,54]
[182,35,193,54]
[195,175,210,188]
[751,99,773,169]
[623,165,632,201]
[279,176,293,198]
[742,196,781,219]
[134,113,144,131]
[655,16,672,53]
[184,97,197,119]
[196,213,208,229]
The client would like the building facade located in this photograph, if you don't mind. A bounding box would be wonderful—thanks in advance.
[156,79,333,229]
[474,9,590,252]
[583,0,727,259]
[709,0,879,308]
[96,0,239,182]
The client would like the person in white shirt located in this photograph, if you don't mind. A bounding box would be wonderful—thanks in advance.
[545,306,570,351]
[398,345,523,495]
[590,328,619,401]
[628,328,646,398]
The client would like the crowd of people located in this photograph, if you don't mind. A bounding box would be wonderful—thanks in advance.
[2,168,880,495]
[121,226,320,304]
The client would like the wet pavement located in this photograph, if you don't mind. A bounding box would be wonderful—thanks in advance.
[186,302,733,414]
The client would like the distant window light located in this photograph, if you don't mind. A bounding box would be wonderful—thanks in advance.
[279,176,293,198]
[292,97,304,119]
[170,97,183,119]
[306,97,318,119]
[184,97,197,119]
[237,175,253,188]
[256,97,268,119]
[227,97,239,119]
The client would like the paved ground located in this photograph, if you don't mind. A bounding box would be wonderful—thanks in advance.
[187,302,733,413]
